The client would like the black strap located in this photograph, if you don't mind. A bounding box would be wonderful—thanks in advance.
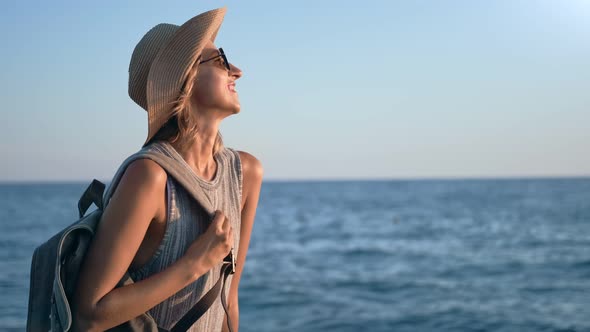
[170,263,234,332]
[78,179,105,218]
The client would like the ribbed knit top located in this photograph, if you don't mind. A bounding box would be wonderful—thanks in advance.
[128,140,242,331]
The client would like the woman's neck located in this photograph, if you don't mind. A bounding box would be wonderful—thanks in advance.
[171,130,218,178]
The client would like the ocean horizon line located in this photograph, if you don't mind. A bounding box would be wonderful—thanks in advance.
[1,174,589,185]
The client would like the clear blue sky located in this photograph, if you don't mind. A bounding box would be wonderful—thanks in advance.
[1,0,589,181]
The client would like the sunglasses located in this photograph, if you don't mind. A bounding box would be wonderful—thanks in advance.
[199,47,230,72]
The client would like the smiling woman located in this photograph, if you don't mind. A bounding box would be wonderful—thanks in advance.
[149,44,242,155]
[69,6,263,332]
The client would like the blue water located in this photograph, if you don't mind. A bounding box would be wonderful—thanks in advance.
[1,178,589,331]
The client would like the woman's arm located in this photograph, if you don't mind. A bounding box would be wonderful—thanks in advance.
[72,159,209,331]
[221,151,263,332]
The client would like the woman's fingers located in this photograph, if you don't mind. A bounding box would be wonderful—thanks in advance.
[212,211,232,245]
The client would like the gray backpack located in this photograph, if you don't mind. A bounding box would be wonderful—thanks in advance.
[26,146,235,331]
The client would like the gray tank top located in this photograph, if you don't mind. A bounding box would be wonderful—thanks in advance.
[128,140,243,331]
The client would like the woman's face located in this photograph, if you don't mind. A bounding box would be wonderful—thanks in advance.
[191,40,243,117]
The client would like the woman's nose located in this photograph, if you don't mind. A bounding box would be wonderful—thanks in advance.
[229,63,243,80]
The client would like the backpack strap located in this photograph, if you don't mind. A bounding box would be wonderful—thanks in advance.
[170,262,234,332]
[77,179,105,218]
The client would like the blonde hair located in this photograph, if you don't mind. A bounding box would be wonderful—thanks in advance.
[147,58,224,155]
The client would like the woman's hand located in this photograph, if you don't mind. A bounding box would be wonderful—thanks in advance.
[184,210,234,278]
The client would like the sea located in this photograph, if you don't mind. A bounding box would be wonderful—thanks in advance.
[1,178,589,332]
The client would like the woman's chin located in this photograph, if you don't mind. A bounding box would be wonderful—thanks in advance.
[229,102,241,114]
[214,101,240,116]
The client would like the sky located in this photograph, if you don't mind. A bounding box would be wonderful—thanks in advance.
[1,0,589,181]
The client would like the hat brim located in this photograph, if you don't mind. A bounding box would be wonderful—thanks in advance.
[144,7,227,145]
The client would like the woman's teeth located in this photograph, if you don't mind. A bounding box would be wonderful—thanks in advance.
[228,84,237,92]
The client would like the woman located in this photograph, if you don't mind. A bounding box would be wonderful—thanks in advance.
[73,7,263,332]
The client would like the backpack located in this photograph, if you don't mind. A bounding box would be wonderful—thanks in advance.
[26,146,236,332]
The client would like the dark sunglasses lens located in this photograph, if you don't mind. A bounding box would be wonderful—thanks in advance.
[219,48,230,71]
[223,55,230,71]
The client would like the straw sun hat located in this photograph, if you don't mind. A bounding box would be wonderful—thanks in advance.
[128,7,227,146]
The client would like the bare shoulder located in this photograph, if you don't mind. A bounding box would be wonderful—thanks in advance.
[124,158,168,183]
[110,158,168,221]
[237,151,264,182]
[120,158,168,196]
[236,151,263,208]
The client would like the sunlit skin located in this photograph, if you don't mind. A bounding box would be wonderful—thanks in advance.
[171,39,243,181]
[72,39,263,332]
